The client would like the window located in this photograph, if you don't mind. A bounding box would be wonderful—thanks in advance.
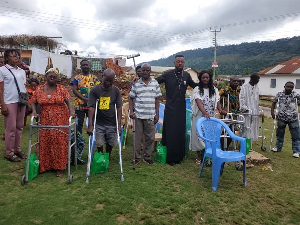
[21,57,31,66]
[296,79,300,89]
[270,79,276,88]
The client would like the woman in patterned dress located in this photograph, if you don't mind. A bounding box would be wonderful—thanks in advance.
[31,68,75,177]
[190,70,226,164]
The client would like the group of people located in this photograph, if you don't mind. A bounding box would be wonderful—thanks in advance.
[1,49,300,178]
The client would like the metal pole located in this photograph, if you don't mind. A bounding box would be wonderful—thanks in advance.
[127,53,140,71]
[210,29,221,82]
[133,57,136,69]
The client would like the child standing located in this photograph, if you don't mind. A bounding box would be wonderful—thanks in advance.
[24,77,39,125]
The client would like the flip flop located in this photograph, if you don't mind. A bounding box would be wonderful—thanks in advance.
[15,152,27,159]
[4,154,21,162]
[195,159,202,165]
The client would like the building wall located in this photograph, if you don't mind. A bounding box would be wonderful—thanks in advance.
[21,50,32,58]
[241,75,300,97]
[187,70,198,83]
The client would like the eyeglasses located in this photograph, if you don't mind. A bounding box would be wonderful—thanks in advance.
[8,55,20,58]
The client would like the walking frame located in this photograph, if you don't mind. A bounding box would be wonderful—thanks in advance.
[22,115,77,185]
[220,93,245,150]
[241,108,266,151]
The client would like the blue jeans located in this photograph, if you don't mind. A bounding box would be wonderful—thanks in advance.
[276,120,300,153]
[75,110,88,158]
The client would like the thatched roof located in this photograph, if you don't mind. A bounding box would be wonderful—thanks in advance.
[0,35,59,50]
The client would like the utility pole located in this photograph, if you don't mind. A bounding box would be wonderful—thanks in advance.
[210,28,221,82]
[127,53,140,70]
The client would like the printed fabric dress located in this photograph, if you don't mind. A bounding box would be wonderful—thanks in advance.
[32,84,71,172]
[190,87,219,151]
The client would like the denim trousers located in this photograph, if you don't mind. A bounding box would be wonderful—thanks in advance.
[75,109,88,157]
[276,119,300,153]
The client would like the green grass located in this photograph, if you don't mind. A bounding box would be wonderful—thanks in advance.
[0,115,300,225]
[260,100,273,107]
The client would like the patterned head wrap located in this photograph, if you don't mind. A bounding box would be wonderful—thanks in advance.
[45,68,59,75]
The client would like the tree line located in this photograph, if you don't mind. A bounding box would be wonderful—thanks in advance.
[148,36,300,75]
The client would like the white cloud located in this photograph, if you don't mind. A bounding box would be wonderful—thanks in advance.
[0,0,299,66]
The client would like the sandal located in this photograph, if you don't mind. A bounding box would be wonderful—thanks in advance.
[15,152,27,159]
[195,159,202,165]
[4,154,21,162]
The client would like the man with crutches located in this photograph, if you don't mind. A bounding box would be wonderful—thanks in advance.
[87,69,123,161]
[271,81,300,158]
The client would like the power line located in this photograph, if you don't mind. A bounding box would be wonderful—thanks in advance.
[129,12,300,49]
[0,5,299,54]
[0,5,299,47]
[0,6,177,39]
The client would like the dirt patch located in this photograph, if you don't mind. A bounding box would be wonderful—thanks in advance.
[96,203,104,210]
[117,215,129,224]
[246,151,270,165]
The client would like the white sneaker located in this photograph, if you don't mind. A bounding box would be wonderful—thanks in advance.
[272,147,278,152]
[293,153,299,158]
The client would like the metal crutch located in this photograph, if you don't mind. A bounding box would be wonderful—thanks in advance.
[115,104,124,181]
[132,117,136,170]
[86,99,98,184]
[259,108,267,151]
[269,115,277,152]
[296,98,300,126]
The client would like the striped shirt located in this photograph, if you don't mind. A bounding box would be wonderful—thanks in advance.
[129,78,162,119]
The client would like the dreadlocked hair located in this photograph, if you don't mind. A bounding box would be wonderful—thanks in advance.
[197,70,215,98]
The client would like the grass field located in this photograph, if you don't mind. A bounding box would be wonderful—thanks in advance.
[0,114,300,225]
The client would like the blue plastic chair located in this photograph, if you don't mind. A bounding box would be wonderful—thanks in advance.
[196,117,247,191]
[185,98,191,110]
[185,109,193,157]
[156,103,165,132]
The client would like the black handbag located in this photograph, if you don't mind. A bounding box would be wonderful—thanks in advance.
[5,65,28,106]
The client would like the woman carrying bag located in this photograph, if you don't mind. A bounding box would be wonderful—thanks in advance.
[0,49,27,162]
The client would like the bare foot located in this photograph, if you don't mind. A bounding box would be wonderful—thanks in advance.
[56,170,63,177]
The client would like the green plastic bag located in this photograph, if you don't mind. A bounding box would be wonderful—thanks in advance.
[91,152,110,174]
[122,129,126,147]
[155,143,167,164]
[246,138,251,155]
[25,154,40,181]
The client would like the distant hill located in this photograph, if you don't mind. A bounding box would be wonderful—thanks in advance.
[147,36,300,75]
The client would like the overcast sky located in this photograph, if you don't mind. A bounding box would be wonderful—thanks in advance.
[0,0,299,65]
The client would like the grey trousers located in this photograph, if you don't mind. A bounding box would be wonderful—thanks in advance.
[134,118,155,160]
